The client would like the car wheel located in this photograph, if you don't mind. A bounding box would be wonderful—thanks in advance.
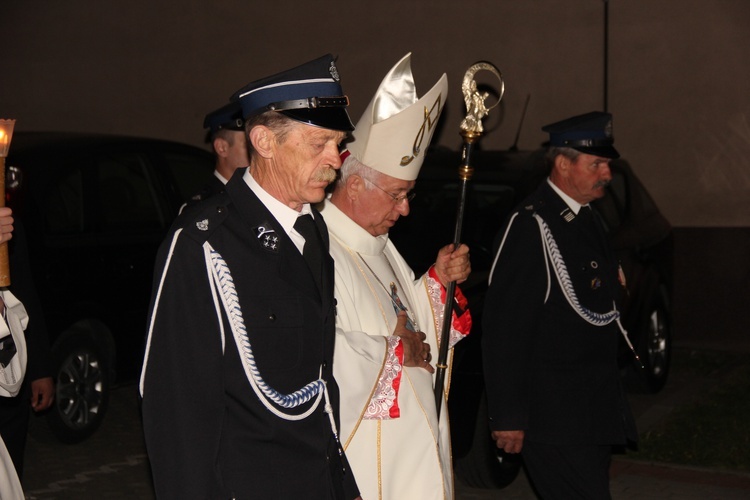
[454,394,522,489]
[47,334,110,443]
[628,299,671,394]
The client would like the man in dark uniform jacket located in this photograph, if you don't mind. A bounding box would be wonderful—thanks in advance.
[482,112,637,499]
[139,54,360,500]
[185,101,249,207]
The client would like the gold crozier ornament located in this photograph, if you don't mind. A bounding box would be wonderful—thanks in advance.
[459,62,504,135]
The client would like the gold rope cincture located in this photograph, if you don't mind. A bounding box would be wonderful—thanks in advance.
[344,246,391,331]
[338,244,393,452]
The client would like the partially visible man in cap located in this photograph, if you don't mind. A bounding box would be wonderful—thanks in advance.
[139,54,360,499]
[482,111,637,499]
[180,101,248,212]
[198,100,249,197]
[319,53,471,500]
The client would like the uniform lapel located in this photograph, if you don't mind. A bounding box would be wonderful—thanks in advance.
[539,183,619,298]
[574,206,608,256]
[224,170,323,303]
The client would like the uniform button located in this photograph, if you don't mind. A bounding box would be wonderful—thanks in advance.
[322,361,328,368]
[268,313,276,321]
[216,206,224,213]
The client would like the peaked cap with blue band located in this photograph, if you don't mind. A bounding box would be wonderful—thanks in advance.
[230,54,354,132]
[203,100,244,133]
[542,111,620,159]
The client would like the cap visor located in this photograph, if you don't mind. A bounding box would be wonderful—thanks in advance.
[281,108,354,132]
[573,145,620,159]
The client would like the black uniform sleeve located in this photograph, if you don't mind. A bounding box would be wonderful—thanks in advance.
[481,213,548,432]
[139,229,228,498]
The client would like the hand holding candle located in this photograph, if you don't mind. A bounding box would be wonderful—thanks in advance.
[0,119,16,287]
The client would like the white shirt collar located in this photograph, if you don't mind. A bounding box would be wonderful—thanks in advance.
[214,169,229,185]
[547,178,587,214]
[242,169,312,238]
[318,198,388,256]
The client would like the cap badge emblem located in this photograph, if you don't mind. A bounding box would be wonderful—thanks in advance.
[329,61,340,81]
[196,219,209,231]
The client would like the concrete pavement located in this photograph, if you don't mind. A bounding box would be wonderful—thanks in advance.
[19,342,750,499]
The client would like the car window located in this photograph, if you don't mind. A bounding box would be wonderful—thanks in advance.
[389,180,517,276]
[44,166,84,235]
[97,152,164,232]
[627,169,662,220]
[595,169,626,232]
[162,150,215,203]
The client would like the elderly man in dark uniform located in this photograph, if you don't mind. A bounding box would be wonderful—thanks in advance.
[482,112,637,499]
[139,54,360,500]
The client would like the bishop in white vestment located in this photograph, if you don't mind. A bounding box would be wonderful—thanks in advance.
[321,53,472,500]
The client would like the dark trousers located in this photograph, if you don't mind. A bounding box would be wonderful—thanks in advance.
[522,441,613,500]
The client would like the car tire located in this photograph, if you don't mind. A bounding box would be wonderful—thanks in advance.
[47,334,110,443]
[454,393,522,489]
[627,295,671,394]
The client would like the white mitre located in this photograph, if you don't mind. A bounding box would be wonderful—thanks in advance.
[343,53,448,181]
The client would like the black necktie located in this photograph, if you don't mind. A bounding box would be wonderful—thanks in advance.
[577,205,595,229]
[294,214,323,287]
[578,205,608,251]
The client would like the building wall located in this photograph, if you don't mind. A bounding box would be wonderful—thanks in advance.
[2,0,749,227]
[1,0,747,342]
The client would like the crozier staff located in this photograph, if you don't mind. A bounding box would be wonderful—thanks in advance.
[434,61,503,416]
[321,53,471,500]
[139,54,360,499]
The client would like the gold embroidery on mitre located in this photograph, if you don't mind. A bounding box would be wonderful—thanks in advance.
[400,94,443,166]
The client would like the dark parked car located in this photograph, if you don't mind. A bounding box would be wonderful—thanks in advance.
[6,132,215,442]
[389,146,674,488]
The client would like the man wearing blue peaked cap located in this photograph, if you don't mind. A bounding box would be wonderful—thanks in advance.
[231,53,354,131]
[483,110,637,499]
[542,111,620,159]
[140,54,360,500]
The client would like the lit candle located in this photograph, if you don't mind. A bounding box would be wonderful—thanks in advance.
[0,119,15,157]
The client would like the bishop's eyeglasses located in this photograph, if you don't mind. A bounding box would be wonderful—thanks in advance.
[366,179,416,205]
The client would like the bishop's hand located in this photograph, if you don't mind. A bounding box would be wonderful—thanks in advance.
[434,243,471,287]
[393,312,434,373]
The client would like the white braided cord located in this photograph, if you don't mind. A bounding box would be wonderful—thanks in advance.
[203,242,326,421]
[140,228,184,397]
[533,214,620,326]
[488,213,517,286]
[489,210,636,357]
